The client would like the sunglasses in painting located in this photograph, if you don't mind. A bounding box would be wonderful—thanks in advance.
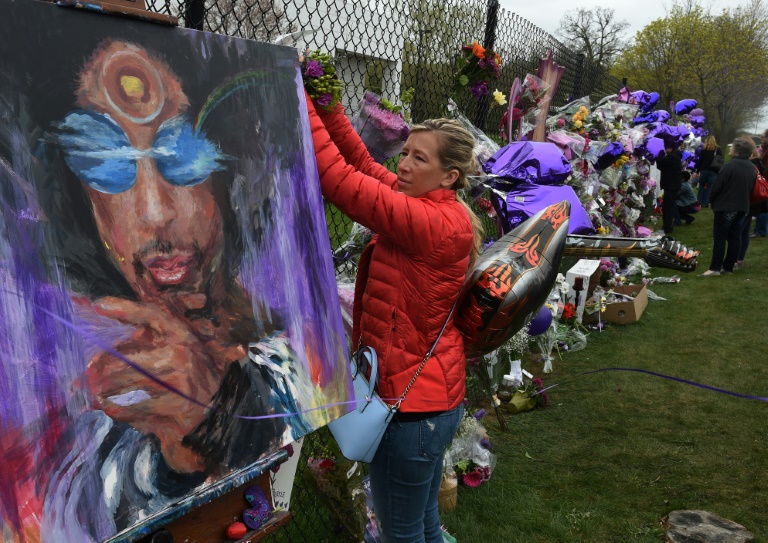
[54,110,228,194]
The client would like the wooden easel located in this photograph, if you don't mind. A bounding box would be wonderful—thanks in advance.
[55,0,178,25]
[136,473,291,543]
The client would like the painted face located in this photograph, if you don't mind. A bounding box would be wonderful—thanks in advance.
[72,42,225,301]
[396,132,458,198]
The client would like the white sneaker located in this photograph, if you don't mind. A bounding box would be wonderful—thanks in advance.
[699,270,720,277]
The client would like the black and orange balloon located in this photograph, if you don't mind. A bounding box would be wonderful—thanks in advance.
[457,201,571,357]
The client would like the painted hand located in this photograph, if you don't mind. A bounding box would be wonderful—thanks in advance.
[86,295,246,473]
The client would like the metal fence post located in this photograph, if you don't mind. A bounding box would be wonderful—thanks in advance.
[183,0,204,30]
[473,0,500,130]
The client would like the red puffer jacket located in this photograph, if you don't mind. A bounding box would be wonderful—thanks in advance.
[307,97,473,412]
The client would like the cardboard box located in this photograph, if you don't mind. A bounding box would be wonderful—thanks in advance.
[584,284,648,325]
[565,259,601,322]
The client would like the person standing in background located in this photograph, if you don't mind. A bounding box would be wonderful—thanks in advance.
[657,145,684,238]
[700,138,756,276]
[751,129,768,238]
[695,135,723,208]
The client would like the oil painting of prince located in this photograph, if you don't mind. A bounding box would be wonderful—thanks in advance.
[0,1,351,541]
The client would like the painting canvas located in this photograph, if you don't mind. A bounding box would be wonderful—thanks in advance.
[0,0,352,541]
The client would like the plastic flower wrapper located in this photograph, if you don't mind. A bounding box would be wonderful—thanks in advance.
[301,50,343,112]
[351,91,411,164]
[305,449,367,541]
[511,74,550,120]
[444,412,496,486]
[447,98,500,170]
[504,376,549,414]
[546,95,590,132]
[556,322,588,352]
[452,41,502,104]
[624,257,652,282]
[332,221,374,270]
[547,129,586,160]
[582,286,607,330]
[336,279,355,343]
[534,303,559,373]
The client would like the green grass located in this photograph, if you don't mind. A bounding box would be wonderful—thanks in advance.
[442,209,768,542]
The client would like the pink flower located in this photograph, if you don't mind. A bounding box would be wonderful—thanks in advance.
[557,118,565,128]
[462,470,483,487]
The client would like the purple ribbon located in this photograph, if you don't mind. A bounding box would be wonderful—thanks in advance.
[534,367,768,402]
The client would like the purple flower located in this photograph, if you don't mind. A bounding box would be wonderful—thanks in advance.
[304,60,324,78]
[473,408,486,420]
[316,93,333,106]
[470,80,489,100]
[479,438,492,450]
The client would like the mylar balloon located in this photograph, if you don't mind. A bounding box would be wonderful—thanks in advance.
[456,201,570,357]
[527,305,553,336]
[675,98,698,115]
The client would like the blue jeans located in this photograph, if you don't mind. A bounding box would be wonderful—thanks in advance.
[698,170,717,206]
[369,404,464,543]
[754,212,768,236]
[710,211,746,272]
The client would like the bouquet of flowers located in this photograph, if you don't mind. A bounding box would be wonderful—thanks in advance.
[452,41,502,103]
[502,376,549,414]
[305,450,367,540]
[444,410,495,487]
[512,74,550,120]
[301,50,343,111]
[351,91,411,163]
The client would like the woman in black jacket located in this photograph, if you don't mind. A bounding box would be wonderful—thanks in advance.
[701,138,756,276]
[696,135,723,207]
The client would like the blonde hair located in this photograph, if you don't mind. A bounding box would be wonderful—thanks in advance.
[703,135,717,151]
[410,118,484,263]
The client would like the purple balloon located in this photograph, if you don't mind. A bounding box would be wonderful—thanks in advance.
[675,99,698,115]
[527,305,553,336]
[490,181,595,235]
[640,136,666,161]
[634,110,669,125]
[689,115,705,126]
[595,141,624,171]
[483,141,572,184]
[690,108,704,116]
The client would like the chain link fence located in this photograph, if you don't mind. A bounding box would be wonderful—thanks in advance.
[138,0,622,539]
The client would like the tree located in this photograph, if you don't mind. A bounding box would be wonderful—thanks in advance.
[556,7,630,67]
[613,0,768,143]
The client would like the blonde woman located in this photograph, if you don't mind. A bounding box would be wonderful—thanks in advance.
[696,135,723,207]
[307,95,483,542]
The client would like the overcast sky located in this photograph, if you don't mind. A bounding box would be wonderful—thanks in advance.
[495,0,766,133]
[496,0,734,40]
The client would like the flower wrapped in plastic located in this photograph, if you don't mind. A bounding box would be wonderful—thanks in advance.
[351,91,411,164]
[444,411,496,487]
[448,98,500,169]
[332,222,374,270]
[305,453,367,540]
[511,74,551,121]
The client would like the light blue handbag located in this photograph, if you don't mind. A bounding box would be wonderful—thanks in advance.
[328,345,394,463]
[329,299,459,463]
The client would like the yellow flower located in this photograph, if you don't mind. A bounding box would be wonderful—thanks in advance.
[574,120,583,128]
[493,89,507,106]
